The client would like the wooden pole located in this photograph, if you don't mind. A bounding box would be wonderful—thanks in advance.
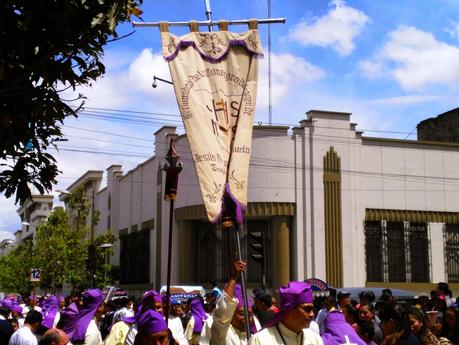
[234,224,251,340]
[165,199,174,325]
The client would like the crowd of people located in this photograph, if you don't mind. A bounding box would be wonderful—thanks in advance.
[1,262,458,345]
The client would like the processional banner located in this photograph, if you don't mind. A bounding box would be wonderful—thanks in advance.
[160,20,263,224]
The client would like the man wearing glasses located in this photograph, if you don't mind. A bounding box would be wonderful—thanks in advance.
[248,282,324,345]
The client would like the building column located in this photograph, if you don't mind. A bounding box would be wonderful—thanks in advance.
[429,222,446,283]
[272,216,290,288]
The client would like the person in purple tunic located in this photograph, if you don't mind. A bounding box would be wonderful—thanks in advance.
[322,310,367,345]
[72,289,104,345]
[57,303,79,340]
[185,298,208,344]
[42,296,59,330]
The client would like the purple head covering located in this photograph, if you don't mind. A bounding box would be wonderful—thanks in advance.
[122,290,162,325]
[234,285,253,308]
[57,303,79,339]
[139,290,163,314]
[190,299,208,334]
[1,298,13,310]
[265,281,313,328]
[121,304,141,324]
[10,303,23,314]
[143,290,163,304]
[233,285,257,334]
[42,295,59,329]
[322,311,367,345]
[137,310,168,336]
[71,289,104,343]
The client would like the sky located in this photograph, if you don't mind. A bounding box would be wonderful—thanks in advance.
[2,0,459,240]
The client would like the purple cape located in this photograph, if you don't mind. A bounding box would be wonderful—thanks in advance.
[190,299,208,333]
[42,295,59,329]
[322,311,367,345]
[72,289,104,343]
[57,303,79,339]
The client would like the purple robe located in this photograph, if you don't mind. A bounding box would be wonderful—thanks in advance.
[57,303,79,339]
[72,289,104,343]
[190,299,208,333]
[42,295,59,329]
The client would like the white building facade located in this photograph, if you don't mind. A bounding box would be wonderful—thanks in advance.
[15,195,54,243]
[65,110,459,295]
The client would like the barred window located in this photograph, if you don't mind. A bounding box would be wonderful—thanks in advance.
[365,220,430,283]
[409,223,429,282]
[364,221,383,282]
[445,223,459,283]
[387,222,406,282]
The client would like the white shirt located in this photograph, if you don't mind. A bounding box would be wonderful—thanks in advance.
[308,321,320,335]
[210,292,248,345]
[8,326,38,345]
[169,315,188,345]
[248,322,324,345]
[84,319,102,345]
[200,315,213,345]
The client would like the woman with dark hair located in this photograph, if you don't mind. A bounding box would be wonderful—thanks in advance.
[409,307,442,345]
[379,304,420,345]
[440,307,459,345]
[359,303,383,344]
[342,304,360,331]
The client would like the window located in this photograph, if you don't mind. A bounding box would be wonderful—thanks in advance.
[120,229,150,284]
[445,224,459,283]
[365,220,430,282]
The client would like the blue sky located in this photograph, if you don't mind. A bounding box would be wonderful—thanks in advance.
[1,0,459,239]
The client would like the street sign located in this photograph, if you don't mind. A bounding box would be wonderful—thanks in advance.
[30,269,41,282]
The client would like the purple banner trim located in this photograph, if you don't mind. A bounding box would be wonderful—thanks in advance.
[164,39,263,63]
[212,183,245,226]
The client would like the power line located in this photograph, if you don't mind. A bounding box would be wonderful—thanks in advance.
[64,126,155,142]
[65,135,153,149]
[72,106,419,136]
[47,143,459,185]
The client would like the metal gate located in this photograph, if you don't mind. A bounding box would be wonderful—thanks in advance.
[445,223,459,283]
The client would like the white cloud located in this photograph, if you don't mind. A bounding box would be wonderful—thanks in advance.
[0,230,14,242]
[359,26,459,91]
[358,60,384,79]
[445,21,459,40]
[63,48,177,112]
[0,197,20,238]
[287,0,369,56]
[257,52,326,108]
[364,94,444,106]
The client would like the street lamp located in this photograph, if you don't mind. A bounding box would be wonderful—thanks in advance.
[98,243,114,287]
[56,188,97,288]
[152,75,173,88]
